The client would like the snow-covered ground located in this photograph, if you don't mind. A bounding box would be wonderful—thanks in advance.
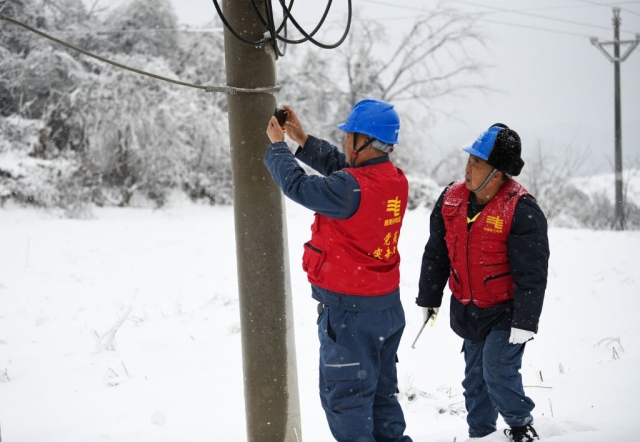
[0,196,638,441]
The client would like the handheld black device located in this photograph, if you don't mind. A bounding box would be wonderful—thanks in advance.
[274,108,288,127]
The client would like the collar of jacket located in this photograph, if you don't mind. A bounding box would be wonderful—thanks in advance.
[352,155,390,168]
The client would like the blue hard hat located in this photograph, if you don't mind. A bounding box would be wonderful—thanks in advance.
[463,124,525,176]
[463,126,502,161]
[337,98,400,145]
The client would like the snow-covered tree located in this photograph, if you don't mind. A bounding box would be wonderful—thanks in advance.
[105,0,178,58]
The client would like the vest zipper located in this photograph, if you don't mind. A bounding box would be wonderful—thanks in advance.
[484,271,511,282]
[305,242,323,254]
[451,266,460,284]
[466,225,473,302]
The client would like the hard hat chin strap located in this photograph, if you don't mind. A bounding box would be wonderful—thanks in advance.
[471,168,498,194]
[350,136,374,168]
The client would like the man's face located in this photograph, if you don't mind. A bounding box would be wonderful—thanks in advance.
[465,154,494,191]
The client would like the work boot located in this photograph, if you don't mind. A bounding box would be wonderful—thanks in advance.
[504,423,539,442]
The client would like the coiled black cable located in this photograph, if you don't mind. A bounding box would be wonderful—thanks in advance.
[273,0,352,49]
[211,0,352,57]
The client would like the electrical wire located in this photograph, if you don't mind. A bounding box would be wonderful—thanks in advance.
[359,0,427,13]
[0,14,280,95]
[274,0,353,49]
[482,18,594,37]
[210,0,352,57]
[577,0,640,3]
[250,0,292,37]
[210,0,271,47]
[361,0,591,13]
[4,26,224,35]
[570,0,640,17]
[353,0,640,48]
[363,0,639,37]
[261,0,352,50]
[270,0,332,45]
[445,0,639,35]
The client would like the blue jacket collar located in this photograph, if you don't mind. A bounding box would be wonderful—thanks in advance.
[354,155,390,168]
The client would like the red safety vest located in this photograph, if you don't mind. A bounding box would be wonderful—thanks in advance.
[442,179,529,308]
[302,161,408,296]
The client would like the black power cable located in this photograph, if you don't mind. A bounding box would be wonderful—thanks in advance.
[264,0,285,56]
[274,0,352,49]
[255,0,341,46]
[210,0,271,47]
[211,0,352,57]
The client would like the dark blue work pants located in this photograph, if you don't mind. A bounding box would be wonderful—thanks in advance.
[462,330,535,438]
[315,289,412,442]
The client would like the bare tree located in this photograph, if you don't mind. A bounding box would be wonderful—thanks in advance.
[519,140,591,221]
[324,7,489,174]
[429,147,468,185]
[515,140,639,230]
[338,6,488,110]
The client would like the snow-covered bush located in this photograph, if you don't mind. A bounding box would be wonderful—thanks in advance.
[0,0,233,209]
[406,175,441,210]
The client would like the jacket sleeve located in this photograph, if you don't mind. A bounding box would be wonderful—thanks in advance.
[507,195,550,333]
[263,141,360,219]
[416,188,450,308]
[294,135,350,176]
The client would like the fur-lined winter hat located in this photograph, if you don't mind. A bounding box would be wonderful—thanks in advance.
[464,123,525,176]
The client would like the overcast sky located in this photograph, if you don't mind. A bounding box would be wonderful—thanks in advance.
[166,0,640,176]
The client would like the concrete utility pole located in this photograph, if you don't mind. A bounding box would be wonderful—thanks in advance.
[221,1,302,441]
[590,8,640,230]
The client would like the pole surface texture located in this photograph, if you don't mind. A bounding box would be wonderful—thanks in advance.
[222,1,302,440]
[612,8,624,229]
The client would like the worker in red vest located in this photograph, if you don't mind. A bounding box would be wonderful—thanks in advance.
[417,124,549,442]
[264,99,412,442]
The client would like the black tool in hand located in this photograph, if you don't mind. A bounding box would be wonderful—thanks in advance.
[274,108,288,127]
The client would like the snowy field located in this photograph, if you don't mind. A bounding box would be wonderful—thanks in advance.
[0,196,638,442]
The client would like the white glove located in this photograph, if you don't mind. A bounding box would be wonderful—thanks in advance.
[422,307,439,322]
[509,327,535,344]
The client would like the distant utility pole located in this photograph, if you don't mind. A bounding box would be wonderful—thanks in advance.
[590,7,640,231]
[222,1,301,441]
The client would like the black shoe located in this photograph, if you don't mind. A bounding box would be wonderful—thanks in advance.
[504,423,539,442]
